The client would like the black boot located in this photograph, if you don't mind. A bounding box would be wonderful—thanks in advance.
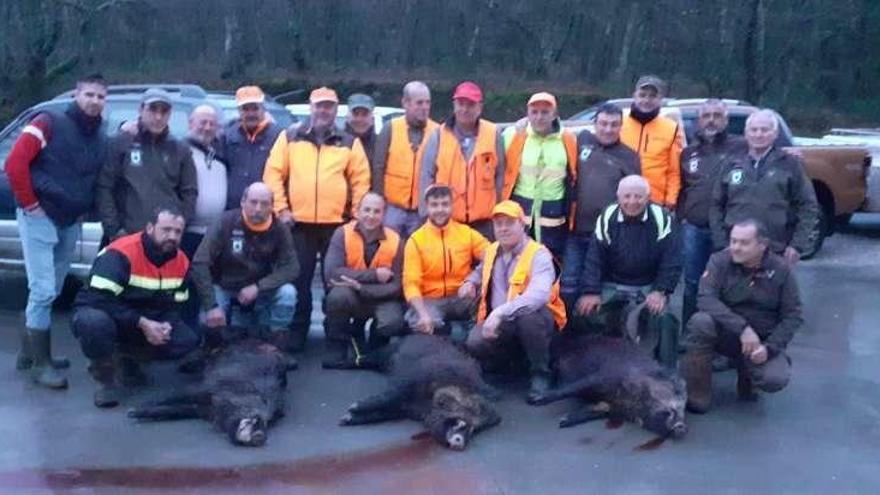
[322,339,354,369]
[89,358,120,408]
[27,330,68,389]
[683,349,714,414]
[736,365,759,402]
[17,328,69,370]
[117,353,149,388]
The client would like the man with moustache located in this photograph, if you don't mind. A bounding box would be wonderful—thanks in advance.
[72,206,200,408]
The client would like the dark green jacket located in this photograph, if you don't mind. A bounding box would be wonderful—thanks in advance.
[710,147,818,253]
[698,249,802,357]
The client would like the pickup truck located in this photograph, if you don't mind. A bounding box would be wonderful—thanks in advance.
[566,99,872,258]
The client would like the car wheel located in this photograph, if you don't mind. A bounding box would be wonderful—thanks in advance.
[801,206,830,260]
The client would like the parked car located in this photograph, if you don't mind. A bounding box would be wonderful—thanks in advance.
[565,99,872,258]
[0,84,295,277]
[285,104,404,133]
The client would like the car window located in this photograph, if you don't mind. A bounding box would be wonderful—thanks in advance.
[104,100,191,138]
[0,116,29,171]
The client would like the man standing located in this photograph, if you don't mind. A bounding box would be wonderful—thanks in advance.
[501,92,577,260]
[97,88,197,241]
[184,105,228,255]
[4,74,108,389]
[620,75,683,209]
[576,176,681,367]
[263,86,370,351]
[372,81,438,238]
[344,93,377,169]
[322,192,405,368]
[222,86,284,210]
[403,185,488,335]
[419,81,506,239]
[561,103,640,311]
[678,99,747,330]
[683,219,801,413]
[462,201,566,403]
[72,206,199,407]
[710,109,818,265]
[191,183,298,351]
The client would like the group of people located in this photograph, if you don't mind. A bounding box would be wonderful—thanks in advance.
[5,72,813,415]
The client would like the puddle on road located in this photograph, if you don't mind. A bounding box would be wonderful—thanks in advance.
[0,435,438,490]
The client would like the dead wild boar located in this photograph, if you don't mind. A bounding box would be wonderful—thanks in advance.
[339,334,500,450]
[128,338,288,447]
[532,335,688,439]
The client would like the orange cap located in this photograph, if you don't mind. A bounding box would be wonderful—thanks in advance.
[309,87,339,104]
[235,86,265,106]
[527,92,557,109]
[492,200,526,221]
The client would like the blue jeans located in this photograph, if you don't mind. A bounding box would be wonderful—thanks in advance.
[681,222,713,331]
[384,204,423,239]
[17,209,80,330]
[208,284,297,331]
[560,232,592,308]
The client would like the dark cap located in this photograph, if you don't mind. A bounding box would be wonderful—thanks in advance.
[142,88,173,106]
[635,75,667,95]
[347,93,375,111]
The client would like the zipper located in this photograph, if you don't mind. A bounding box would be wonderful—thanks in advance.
[441,229,448,296]
[465,158,471,223]
[314,143,320,223]
[409,152,417,210]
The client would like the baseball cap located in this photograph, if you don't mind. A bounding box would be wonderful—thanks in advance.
[309,87,339,104]
[527,92,557,109]
[492,200,526,221]
[235,86,265,106]
[141,88,172,106]
[347,93,375,111]
[635,75,667,94]
[452,81,483,103]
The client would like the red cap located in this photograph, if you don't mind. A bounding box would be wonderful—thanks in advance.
[453,81,483,103]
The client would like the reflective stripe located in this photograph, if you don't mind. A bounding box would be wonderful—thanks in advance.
[649,204,672,241]
[90,275,124,295]
[129,275,185,290]
[524,216,568,228]
[174,289,189,302]
[23,125,47,149]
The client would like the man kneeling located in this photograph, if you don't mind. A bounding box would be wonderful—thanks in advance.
[72,206,199,408]
[463,201,566,403]
[191,182,299,353]
[322,192,405,368]
[683,219,801,414]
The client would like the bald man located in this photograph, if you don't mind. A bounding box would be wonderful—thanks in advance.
[190,182,299,351]
[575,175,682,367]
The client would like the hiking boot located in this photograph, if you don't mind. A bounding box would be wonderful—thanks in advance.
[322,339,355,370]
[683,349,713,414]
[736,367,759,402]
[27,330,68,389]
[89,358,120,408]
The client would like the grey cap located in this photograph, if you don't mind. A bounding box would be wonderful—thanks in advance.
[635,75,667,95]
[347,93,375,111]
[142,87,173,106]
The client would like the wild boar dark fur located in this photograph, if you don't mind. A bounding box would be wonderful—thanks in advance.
[340,334,500,450]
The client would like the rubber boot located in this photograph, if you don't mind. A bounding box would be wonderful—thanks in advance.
[17,328,69,370]
[736,363,759,401]
[321,339,353,369]
[27,330,68,389]
[682,349,713,414]
[89,358,120,408]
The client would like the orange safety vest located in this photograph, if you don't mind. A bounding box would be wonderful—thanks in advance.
[402,220,488,301]
[502,129,578,200]
[435,119,499,223]
[342,221,401,269]
[94,232,190,303]
[384,117,439,210]
[476,240,567,330]
[619,115,682,207]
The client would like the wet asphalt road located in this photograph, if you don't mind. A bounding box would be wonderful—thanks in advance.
[0,215,877,494]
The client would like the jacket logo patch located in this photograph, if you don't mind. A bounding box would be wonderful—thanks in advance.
[688,156,700,173]
[232,237,244,254]
[129,149,142,166]
[579,146,592,162]
[730,169,744,185]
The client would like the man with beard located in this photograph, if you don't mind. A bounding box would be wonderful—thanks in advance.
[72,206,199,408]
[4,74,108,389]
[620,75,684,209]
[222,86,285,210]
[403,185,488,335]
[372,81,438,238]
[419,81,506,240]
[682,219,801,413]
[678,100,747,332]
